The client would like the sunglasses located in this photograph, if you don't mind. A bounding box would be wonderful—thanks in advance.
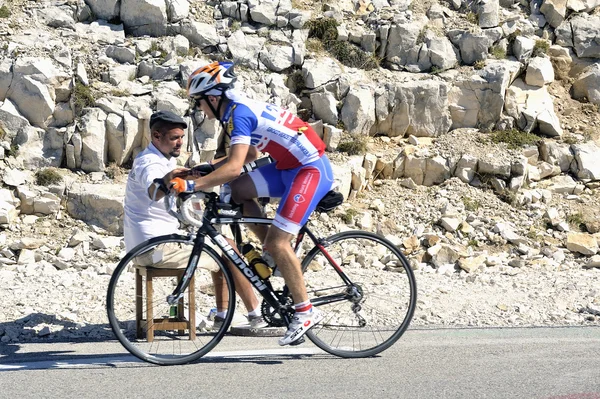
[190,96,205,110]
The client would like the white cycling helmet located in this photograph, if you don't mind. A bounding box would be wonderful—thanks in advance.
[187,61,237,98]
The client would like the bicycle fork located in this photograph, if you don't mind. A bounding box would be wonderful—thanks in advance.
[167,234,204,306]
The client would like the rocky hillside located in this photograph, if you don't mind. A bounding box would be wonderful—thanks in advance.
[0,0,599,343]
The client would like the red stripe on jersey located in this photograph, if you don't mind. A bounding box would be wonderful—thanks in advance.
[264,141,303,169]
[279,167,321,224]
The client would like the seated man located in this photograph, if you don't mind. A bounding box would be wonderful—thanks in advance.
[167,61,334,345]
[123,109,267,329]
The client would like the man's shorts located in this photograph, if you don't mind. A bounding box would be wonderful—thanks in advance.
[249,155,334,234]
[134,242,220,272]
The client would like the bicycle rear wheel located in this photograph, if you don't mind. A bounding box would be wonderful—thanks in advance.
[107,234,235,365]
[301,230,416,358]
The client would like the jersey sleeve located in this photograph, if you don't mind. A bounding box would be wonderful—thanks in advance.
[228,104,258,146]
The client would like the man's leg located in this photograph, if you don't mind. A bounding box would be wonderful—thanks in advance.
[230,174,270,242]
[210,270,229,313]
[221,238,262,313]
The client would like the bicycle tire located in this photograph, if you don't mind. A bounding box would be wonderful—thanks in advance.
[301,230,417,358]
[107,234,236,365]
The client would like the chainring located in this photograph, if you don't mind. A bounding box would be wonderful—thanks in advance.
[260,290,293,327]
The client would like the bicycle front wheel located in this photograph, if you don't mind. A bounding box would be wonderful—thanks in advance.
[302,230,417,358]
[107,234,235,365]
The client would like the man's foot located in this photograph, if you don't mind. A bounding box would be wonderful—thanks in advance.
[278,308,323,346]
[212,316,228,332]
[248,315,268,329]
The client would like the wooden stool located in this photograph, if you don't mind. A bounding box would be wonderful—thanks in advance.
[135,267,196,342]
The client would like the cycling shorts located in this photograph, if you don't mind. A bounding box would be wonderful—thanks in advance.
[249,155,334,234]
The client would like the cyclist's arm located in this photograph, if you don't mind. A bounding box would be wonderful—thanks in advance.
[210,143,259,170]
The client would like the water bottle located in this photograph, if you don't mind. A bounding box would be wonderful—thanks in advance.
[207,307,217,321]
[241,243,272,279]
[220,183,232,203]
[262,248,281,277]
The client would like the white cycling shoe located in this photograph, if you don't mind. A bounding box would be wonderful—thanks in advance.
[278,308,324,346]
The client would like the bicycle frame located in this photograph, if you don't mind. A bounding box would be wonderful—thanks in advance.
[166,193,355,324]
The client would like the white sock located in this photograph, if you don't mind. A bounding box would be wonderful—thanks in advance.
[247,307,261,317]
[216,310,227,319]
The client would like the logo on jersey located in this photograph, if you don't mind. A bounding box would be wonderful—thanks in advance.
[293,194,305,203]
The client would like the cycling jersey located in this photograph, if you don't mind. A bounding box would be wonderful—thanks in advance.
[221,96,325,170]
[220,95,334,234]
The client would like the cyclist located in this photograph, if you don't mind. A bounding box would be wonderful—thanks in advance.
[168,61,334,345]
[123,109,267,330]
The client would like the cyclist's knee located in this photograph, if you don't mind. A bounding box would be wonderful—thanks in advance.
[264,228,294,251]
[230,176,256,203]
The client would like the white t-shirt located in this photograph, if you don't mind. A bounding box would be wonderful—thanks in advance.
[123,143,180,252]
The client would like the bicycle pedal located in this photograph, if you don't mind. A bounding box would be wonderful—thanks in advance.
[289,337,305,346]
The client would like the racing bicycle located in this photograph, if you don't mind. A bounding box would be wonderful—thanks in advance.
[106,165,417,365]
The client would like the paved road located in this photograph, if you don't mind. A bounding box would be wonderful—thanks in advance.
[1,326,599,399]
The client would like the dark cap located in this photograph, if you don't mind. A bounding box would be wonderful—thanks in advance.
[149,110,188,130]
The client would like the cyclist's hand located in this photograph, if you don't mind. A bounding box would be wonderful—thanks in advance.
[170,177,196,194]
[190,163,214,177]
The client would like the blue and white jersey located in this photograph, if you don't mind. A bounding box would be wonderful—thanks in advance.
[221,96,326,170]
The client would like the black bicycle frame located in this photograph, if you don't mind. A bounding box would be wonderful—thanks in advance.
[167,196,355,320]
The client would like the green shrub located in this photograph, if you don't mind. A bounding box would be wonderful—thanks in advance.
[35,168,63,186]
[489,129,541,149]
[473,59,485,70]
[327,40,379,70]
[0,6,10,18]
[6,143,19,157]
[566,212,586,231]
[491,45,506,59]
[342,208,358,224]
[72,81,95,115]
[337,135,368,155]
[533,40,550,57]
[462,197,481,211]
[230,20,241,32]
[304,17,379,71]
[466,11,478,24]
[305,18,338,41]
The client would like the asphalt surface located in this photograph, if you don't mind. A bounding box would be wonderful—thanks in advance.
[0,326,599,399]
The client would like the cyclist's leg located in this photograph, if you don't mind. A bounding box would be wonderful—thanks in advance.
[267,159,333,302]
[265,158,334,344]
[230,162,284,242]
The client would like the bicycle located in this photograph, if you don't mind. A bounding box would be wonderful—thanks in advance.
[107,165,417,365]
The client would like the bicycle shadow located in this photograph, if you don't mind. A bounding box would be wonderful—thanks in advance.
[0,313,335,370]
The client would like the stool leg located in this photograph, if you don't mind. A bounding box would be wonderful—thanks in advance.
[146,274,154,342]
[136,270,142,339]
[189,274,196,340]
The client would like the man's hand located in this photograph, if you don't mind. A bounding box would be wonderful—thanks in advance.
[170,177,196,194]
